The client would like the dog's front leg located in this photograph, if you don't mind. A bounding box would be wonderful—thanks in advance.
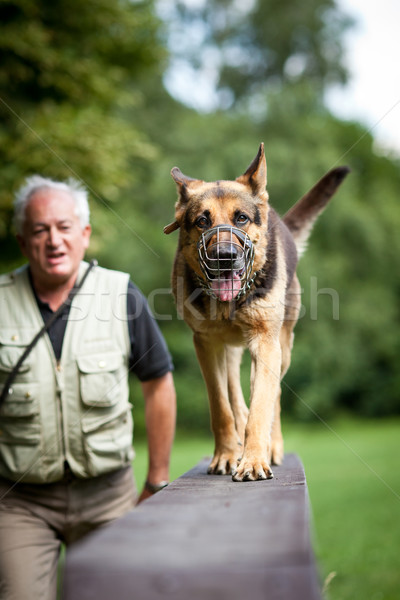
[232,336,281,481]
[193,333,242,475]
[226,345,249,444]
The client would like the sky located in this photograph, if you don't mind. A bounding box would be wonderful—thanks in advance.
[325,0,400,154]
[163,0,400,156]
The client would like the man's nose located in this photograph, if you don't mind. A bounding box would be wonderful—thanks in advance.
[47,227,62,247]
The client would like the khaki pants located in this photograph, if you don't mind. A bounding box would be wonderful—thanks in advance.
[0,466,136,600]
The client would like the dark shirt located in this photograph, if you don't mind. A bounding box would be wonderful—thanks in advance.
[32,278,173,382]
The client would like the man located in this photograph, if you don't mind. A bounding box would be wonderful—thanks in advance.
[0,176,176,600]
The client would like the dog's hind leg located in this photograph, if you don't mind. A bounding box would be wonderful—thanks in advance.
[270,274,301,465]
[270,388,284,465]
[193,333,242,475]
[269,322,294,466]
[227,345,249,445]
[280,274,301,379]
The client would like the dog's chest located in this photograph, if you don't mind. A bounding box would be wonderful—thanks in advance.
[192,317,245,345]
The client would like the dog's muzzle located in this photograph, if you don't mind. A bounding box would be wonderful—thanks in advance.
[197,225,256,302]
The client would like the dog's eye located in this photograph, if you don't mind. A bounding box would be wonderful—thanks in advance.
[236,213,249,225]
[195,215,210,229]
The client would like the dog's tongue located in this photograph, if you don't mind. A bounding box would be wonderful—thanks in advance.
[211,272,241,301]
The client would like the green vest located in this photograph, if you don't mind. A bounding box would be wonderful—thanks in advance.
[0,262,134,483]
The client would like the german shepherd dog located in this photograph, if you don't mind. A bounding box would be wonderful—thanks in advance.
[164,144,349,481]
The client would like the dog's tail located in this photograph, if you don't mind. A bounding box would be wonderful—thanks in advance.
[283,166,350,256]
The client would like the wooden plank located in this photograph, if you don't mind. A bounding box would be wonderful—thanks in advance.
[63,454,321,600]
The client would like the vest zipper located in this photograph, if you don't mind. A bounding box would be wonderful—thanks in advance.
[55,360,67,464]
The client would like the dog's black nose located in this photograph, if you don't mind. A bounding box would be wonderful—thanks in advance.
[209,243,238,270]
[210,243,237,259]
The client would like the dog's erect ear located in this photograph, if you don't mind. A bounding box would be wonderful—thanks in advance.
[236,142,267,196]
[170,167,198,188]
[165,168,200,235]
[170,167,199,207]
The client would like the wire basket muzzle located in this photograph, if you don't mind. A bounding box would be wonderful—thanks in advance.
[197,225,255,301]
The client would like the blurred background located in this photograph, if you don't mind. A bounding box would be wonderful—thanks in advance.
[1,1,399,598]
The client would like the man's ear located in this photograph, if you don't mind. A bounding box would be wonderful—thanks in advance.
[236,142,267,196]
[82,224,92,249]
[16,233,28,257]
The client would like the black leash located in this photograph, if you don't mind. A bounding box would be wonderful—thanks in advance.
[0,259,97,408]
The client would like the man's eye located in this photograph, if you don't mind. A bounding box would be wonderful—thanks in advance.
[236,213,249,225]
[195,216,210,228]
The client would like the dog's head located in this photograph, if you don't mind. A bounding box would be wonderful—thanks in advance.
[165,143,270,302]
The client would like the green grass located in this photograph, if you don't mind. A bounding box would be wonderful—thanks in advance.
[133,417,400,600]
[286,417,400,600]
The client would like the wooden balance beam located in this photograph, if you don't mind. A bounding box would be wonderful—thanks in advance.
[63,453,322,600]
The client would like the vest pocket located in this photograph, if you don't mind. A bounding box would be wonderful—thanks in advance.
[77,352,123,407]
[77,351,133,476]
[81,409,134,477]
[0,333,43,477]
[0,382,39,436]
[0,382,40,477]
[0,332,35,384]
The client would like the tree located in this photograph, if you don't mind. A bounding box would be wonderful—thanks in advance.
[0,0,165,264]
[2,0,400,426]
[159,0,352,109]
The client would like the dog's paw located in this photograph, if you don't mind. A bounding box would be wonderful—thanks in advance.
[232,458,273,482]
[208,453,240,476]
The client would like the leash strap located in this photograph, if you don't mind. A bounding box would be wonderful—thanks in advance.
[0,259,97,408]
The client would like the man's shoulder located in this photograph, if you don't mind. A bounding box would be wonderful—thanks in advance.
[0,272,15,287]
[0,264,28,287]
[91,262,130,285]
[94,263,129,278]
[85,262,131,297]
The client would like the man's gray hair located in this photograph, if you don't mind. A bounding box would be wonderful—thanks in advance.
[13,175,90,234]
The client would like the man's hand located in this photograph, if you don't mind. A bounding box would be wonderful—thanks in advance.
[137,480,169,504]
[137,487,154,504]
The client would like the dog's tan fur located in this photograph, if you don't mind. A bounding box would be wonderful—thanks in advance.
[165,144,349,481]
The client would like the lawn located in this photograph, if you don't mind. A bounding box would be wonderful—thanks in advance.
[133,417,400,600]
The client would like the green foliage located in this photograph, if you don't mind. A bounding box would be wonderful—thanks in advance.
[1,0,400,425]
[161,0,351,107]
[0,0,164,247]
[275,102,400,420]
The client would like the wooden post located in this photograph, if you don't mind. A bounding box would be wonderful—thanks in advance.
[63,454,321,599]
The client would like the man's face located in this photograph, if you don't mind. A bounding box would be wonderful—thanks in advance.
[17,187,91,289]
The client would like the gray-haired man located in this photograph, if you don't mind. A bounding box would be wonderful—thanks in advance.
[0,176,176,599]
